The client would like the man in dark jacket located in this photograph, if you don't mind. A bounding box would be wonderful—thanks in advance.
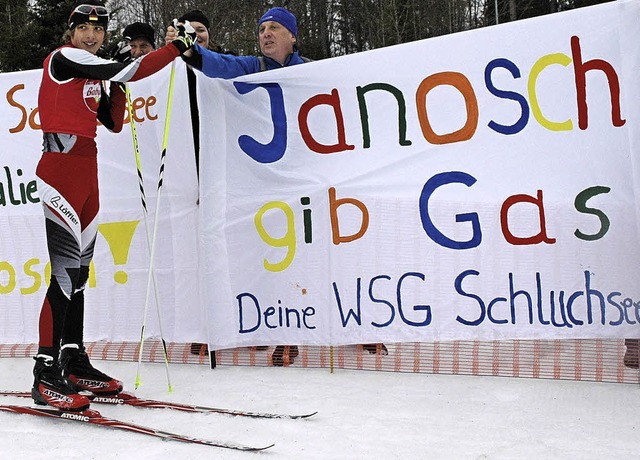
[123,22,156,58]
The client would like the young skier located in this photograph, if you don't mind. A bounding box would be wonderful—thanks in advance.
[33,0,195,411]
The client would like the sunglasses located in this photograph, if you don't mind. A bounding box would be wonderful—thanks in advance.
[71,4,109,16]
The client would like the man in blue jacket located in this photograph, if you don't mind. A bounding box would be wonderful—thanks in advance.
[168,7,388,364]
[168,7,306,78]
[168,7,306,366]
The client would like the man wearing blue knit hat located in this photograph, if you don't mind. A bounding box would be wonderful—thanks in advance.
[166,6,307,77]
[166,7,388,364]
[165,6,306,366]
[257,7,298,66]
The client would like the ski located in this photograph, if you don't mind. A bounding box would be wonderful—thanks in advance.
[0,404,274,452]
[0,390,317,419]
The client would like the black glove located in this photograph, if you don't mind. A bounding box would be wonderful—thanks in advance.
[171,19,197,54]
[111,40,132,64]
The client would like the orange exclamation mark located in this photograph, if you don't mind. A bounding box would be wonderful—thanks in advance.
[97,221,140,284]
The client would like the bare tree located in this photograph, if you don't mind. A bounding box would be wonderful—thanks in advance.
[0,0,614,71]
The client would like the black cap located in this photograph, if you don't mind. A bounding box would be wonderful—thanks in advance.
[123,22,156,48]
[68,1,109,30]
[178,10,210,29]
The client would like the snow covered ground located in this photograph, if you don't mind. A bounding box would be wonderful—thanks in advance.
[0,357,638,459]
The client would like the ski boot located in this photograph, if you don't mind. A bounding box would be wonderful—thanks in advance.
[32,354,91,411]
[60,344,123,395]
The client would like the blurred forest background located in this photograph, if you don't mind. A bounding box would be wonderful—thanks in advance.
[1,0,612,72]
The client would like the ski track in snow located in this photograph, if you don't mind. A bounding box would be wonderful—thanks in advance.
[0,357,638,459]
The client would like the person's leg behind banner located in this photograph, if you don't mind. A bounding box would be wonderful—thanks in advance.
[624,339,639,369]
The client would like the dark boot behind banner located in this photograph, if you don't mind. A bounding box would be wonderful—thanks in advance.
[624,339,639,369]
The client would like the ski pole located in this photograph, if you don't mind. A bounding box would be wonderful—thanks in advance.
[125,83,173,392]
[135,62,177,391]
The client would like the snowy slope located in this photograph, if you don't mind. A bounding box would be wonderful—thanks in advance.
[0,358,638,459]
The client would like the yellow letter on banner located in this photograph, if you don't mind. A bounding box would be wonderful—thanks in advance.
[255,202,296,272]
[0,261,16,294]
[528,53,573,131]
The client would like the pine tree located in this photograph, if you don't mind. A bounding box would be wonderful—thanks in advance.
[0,0,74,71]
[29,0,74,69]
[0,0,33,71]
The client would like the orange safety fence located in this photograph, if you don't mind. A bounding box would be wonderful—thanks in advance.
[1,339,638,384]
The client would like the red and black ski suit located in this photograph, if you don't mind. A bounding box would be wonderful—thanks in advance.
[36,42,180,359]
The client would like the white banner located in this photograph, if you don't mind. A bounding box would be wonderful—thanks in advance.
[0,61,204,344]
[1,2,639,349]
[199,1,640,349]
